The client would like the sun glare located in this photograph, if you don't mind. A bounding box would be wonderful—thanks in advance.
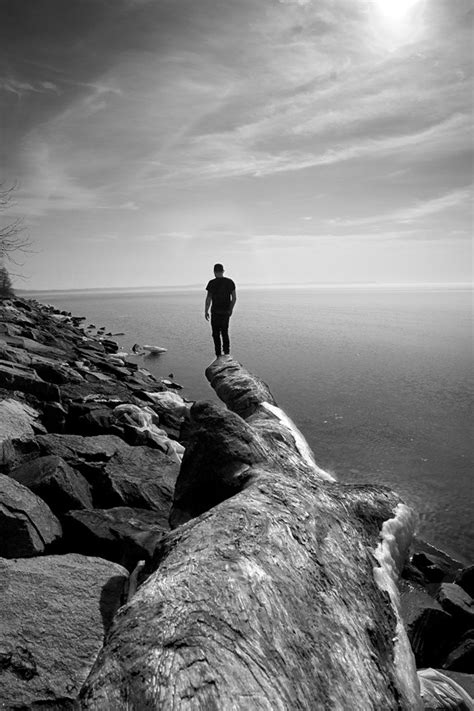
[375,0,420,22]
[370,0,425,48]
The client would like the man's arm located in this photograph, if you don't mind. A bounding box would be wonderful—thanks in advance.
[229,289,237,315]
[205,293,212,321]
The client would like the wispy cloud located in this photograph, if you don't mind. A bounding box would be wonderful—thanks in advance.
[1,77,60,97]
[22,60,123,96]
[327,186,473,227]
[155,112,469,183]
[391,187,473,223]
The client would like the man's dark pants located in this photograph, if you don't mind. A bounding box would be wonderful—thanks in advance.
[211,312,230,356]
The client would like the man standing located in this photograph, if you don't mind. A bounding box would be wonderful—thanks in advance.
[205,263,236,357]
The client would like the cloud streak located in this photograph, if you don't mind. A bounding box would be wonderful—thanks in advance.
[154,112,469,184]
[327,186,473,227]
[1,77,60,98]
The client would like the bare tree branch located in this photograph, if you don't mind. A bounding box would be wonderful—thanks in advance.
[0,182,31,262]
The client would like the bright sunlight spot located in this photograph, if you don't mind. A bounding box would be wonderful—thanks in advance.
[375,0,421,22]
[369,0,425,49]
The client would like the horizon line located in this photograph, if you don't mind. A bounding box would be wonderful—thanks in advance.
[18,280,473,295]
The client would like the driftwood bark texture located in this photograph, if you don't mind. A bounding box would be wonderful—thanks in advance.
[80,357,422,710]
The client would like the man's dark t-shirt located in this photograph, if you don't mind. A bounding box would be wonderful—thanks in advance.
[206,277,235,315]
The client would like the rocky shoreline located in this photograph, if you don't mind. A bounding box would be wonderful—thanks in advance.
[0,297,472,709]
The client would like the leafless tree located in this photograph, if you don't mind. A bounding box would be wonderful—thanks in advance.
[0,182,31,264]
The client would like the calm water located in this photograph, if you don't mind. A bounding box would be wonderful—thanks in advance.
[28,286,473,563]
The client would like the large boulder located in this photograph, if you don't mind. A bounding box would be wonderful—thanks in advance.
[0,436,40,475]
[35,435,179,513]
[66,403,122,437]
[400,590,454,667]
[0,399,43,474]
[36,433,129,464]
[100,446,179,515]
[171,400,268,527]
[32,360,80,385]
[408,538,464,585]
[455,565,474,598]
[437,583,474,628]
[0,398,42,442]
[64,507,168,569]
[0,554,128,709]
[0,473,62,557]
[0,360,61,401]
[9,455,94,515]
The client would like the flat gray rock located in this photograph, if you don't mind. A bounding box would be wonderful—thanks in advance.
[0,553,128,709]
[0,473,62,557]
[102,446,179,514]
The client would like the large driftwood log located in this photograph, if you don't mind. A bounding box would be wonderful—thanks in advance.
[80,357,422,710]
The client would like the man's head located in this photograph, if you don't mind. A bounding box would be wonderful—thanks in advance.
[213,263,224,277]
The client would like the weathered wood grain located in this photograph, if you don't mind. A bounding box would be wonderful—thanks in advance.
[80,357,421,710]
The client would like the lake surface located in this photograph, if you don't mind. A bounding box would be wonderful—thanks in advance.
[27,285,473,563]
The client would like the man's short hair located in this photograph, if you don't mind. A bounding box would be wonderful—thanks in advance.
[214,263,224,272]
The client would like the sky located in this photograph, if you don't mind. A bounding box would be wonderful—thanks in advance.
[0,0,472,290]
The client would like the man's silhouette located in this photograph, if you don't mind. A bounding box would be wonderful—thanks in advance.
[205,263,236,357]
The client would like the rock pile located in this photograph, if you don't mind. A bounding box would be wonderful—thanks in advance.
[0,297,472,709]
[0,297,191,708]
[400,540,474,677]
